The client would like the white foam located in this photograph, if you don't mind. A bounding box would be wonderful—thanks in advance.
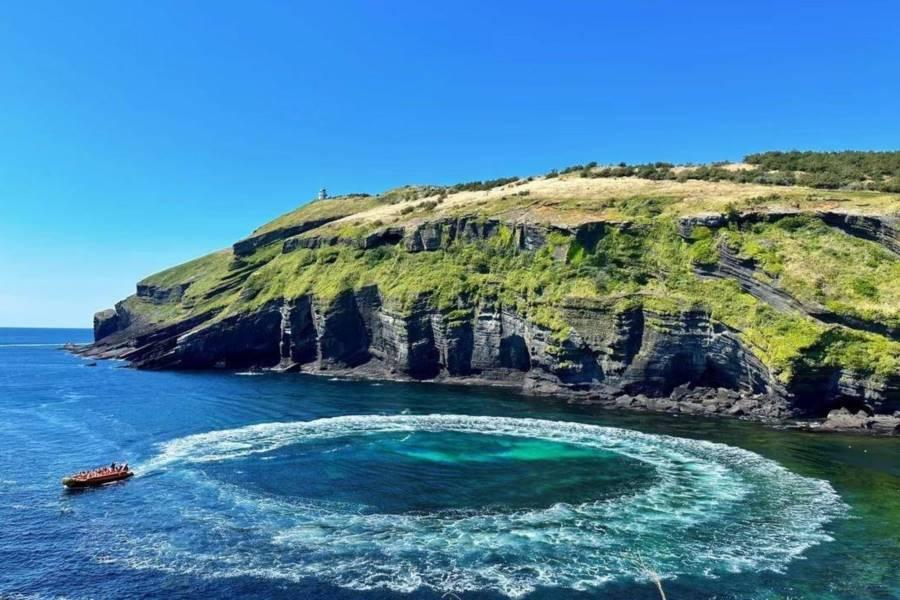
[130,414,846,597]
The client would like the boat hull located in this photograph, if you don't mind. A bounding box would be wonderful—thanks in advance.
[62,471,133,488]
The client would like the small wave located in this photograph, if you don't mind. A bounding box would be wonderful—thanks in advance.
[235,371,264,377]
[133,414,846,598]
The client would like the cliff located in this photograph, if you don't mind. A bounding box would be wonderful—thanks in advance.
[82,153,900,428]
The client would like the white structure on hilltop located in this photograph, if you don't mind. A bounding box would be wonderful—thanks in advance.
[318,188,328,200]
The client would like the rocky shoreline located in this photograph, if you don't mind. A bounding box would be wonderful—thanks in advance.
[67,342,900,436]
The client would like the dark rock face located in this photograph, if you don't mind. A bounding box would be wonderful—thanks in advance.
[136,282,191,304]
[434,317,474,376]
[817,212,900,256]
[615,312,776,397]
[401,217,504,253]
[93,309,120,341]
[696,245,806,314]
[404,221,447,252]
[103,304,280,370]
[80,207,900,428]
[788,359,900,416]
[360,227,405,250]
[676,213,729,238]
[286,296,317,365]
[677,209,900,258]
[500,335,530,371]
[282,227,405,253]
[159,304,283,369]
[278,217,629,265]
[312,291,370,368]
[233,217,341,257]
[77,282,899,425]
[695,241,900,340]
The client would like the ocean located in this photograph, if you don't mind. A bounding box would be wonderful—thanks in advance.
[1,327,898,599]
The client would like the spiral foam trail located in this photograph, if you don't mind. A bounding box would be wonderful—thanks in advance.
[127,414,845,597]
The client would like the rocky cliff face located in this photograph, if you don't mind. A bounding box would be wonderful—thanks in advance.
[83,276,897,421]
[79,173,900,429]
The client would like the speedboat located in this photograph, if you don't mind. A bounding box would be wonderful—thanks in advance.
[62,466,133,488]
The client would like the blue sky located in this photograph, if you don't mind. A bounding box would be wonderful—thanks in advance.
[1,1,899,327]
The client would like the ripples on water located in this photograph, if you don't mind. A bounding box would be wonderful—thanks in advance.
[1,328,898,600]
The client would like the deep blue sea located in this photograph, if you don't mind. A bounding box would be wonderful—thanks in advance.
[1,327,898,599]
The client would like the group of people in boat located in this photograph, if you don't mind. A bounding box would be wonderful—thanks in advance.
[72,462,129,480]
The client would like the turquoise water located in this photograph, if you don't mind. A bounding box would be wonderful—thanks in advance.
[1,328,898,599]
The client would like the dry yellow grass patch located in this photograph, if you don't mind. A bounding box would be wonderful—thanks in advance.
[322,174,900,229]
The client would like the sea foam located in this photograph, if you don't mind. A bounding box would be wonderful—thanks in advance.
[129,414,846,597]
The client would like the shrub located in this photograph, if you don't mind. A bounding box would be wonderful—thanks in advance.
[450,177,518,192]
[851,278,879,299]
[551,151,900,191]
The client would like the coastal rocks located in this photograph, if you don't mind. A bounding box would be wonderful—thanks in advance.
[788,359,900,416]
[433,316,475,376]
[601,384,789,420]
[821,407,873,430]
[93,308,120,341]
[143,303,284,369]
[79,204,900,429]
[817,407,900,435]
[79,280,897,425]
[90,308,223,364]
[514,223,550,251]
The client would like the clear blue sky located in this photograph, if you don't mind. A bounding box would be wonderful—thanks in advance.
[2,1,899,327]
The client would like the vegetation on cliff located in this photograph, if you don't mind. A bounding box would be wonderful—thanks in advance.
[561,150,900,192]
[100,151,900,410]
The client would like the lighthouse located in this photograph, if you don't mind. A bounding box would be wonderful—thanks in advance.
[318,188,328,200]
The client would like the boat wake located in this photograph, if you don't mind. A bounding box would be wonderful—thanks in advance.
[126,414,845,597]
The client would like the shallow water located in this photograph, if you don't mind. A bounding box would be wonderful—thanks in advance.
[1,328,898,599]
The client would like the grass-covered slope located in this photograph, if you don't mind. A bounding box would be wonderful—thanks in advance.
[95,151,900,411]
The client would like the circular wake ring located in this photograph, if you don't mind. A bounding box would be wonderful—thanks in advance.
[135,414,845,597]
